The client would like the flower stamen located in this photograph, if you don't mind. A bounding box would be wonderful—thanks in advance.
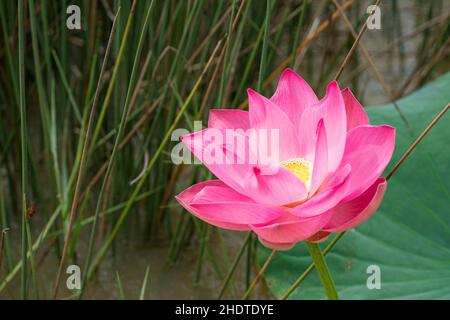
[281,158,312,189]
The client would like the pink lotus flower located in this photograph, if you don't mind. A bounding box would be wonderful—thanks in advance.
[176,69,395,250]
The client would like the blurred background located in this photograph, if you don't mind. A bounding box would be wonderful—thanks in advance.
[0,0,449,299]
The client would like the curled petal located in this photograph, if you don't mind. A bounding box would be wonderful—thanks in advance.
[176,180,285,228]
[251,210,333,244]
[323,178,387,233]
[292,164,351,217]
[244,166,308,206]
[339,125,395,201]
[259,237,295,251]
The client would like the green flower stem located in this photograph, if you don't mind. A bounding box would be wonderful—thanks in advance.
[306,242,339,300]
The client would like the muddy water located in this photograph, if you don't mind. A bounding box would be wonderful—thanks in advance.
[1,225,272,299]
